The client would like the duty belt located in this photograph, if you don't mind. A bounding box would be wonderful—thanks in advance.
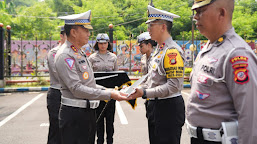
[61,97,100,109]
[149,92,181,100]
[50,84,61,90]
[186,120,222,142]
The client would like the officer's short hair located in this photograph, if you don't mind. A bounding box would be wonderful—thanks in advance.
[60,30,65,35]
[141,39,157,47]
[158,20,173,34]
[64,24,82,37]
[93,42,113,52]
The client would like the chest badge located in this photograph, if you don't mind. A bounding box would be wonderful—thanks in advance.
[208,57,218,64]
[65,58,75,70]
[152,64,156,69]
[196,90,210,100]
[198,75,208,84]
[167,52,177,65]
[82,65,87,70]
[83,72,89,80]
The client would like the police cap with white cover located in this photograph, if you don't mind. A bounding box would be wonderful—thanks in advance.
[146,5,180,24]
[192,0,217,10]
[58,10,93,29]
[137,32,151,44]
[96,33,109,43]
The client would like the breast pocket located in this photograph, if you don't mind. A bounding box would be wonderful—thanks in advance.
[193,74,216,106]
[197,74,214,87]
[77,61,91,81]
[92,61,100,71]
[106,60,115,71]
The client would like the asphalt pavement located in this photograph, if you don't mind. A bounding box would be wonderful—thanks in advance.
[0,88,191,144]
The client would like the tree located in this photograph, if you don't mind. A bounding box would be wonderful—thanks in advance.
[11,2,60,40]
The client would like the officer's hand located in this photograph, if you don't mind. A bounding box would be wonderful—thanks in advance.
[129,88,143,99]
[110,90,131,101]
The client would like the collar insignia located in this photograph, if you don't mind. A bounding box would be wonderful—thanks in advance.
[160,43,165,50]
[215,35,226,46]
[70,45,78,52]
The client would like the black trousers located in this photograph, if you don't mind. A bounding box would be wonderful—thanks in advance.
[147,96,185,144]
[59,105,96,144]
[47,88,61,144]
[191,137,222,144]
[96,100,116,144]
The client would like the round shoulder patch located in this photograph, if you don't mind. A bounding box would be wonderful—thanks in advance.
[83,72,89,80]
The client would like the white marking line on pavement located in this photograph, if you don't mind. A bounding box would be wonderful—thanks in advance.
[0,93,44,127]
[115,101,128,125]
[182,91,190,97]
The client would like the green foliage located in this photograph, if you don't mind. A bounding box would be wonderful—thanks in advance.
[0,0,257,40]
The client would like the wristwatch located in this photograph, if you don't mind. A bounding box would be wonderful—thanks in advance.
[142,89,147,99]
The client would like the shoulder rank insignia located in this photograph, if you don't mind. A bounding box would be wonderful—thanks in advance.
[164,48,184,78]
[70,45,78,52]
[215,35,226,46]
[65,58,75,70]
[232,63,249,84]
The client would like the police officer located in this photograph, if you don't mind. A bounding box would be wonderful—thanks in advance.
[46,25,66,144]
[55,11,129,144]
[186,0,257,144]
[137,32,156,76]
[137,32,156,111]
[88,33,118,144]
[130,5,185,144]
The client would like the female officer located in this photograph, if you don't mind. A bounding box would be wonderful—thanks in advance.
[137,32,157,76]
[88,33,118,144]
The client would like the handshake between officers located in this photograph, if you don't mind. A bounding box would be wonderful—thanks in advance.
[55,10,131,144]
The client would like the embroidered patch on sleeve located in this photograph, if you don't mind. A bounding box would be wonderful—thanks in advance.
[230,56,248,64]
[164,48,184,78]
[196,90,210,100]
[53,53,56,58]
[65,58,75,70]
[232,63,249,84]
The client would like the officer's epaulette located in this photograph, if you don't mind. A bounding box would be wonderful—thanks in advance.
[215,35,226,47]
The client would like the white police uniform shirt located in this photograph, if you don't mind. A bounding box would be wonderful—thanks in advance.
[47,45,61,89]
[88,51,118,71]
[186,28,257,144]
[54,40,111,100]
[141,50,154,75]
[145,37,184,98]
